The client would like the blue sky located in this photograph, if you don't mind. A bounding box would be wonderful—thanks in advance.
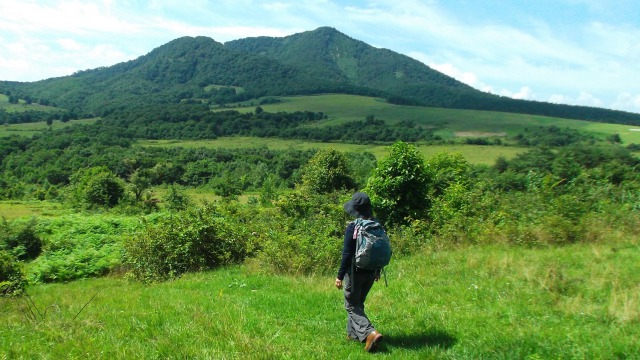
[1,0,639,113]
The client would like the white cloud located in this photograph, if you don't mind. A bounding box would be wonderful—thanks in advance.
[548,91,604,108]
[612,93,640,112]
[57,38,83,51]
[500,86,535,100]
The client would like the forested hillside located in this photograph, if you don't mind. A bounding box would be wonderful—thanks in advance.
[1,27,639,125]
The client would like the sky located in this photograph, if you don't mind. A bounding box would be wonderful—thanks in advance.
[1,0,639,114]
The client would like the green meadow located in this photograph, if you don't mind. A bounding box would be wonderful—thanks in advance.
[1,241,638,358]
[230,94,640,144]
[0,94,61,113]
[0,118,99,138]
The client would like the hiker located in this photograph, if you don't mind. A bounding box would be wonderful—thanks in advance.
[335,191,385,352]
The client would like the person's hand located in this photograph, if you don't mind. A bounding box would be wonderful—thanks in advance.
[335,278,343,289]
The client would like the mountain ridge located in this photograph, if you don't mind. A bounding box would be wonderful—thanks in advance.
[1,27,639,124]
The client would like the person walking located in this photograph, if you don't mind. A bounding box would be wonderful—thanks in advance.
[335,192,384,352]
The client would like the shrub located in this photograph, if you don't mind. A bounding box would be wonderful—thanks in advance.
[300,148,356,194]
[0,219,42,261]
[164,185,191,211]
[366,141,432,227]
[0,251,25,296]
[124,204,254,282]
[70,166,125,208]
[259,191,346,275]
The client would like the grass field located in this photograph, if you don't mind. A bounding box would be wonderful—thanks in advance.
[0,201,71,220]
[1,241,638,358]
[139,138,526,165]
[0,118,100,138]
[227,94,640,144]
[0,94,61,113]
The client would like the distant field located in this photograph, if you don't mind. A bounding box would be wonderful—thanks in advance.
[0,94,62,113]
[0,118,100,137]
[226,94,640,144]
[0,200,69,220]
[138,138,526,165]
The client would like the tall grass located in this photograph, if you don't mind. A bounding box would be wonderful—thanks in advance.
[1,240,638,359]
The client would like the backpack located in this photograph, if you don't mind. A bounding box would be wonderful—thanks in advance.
[353,218,392,271]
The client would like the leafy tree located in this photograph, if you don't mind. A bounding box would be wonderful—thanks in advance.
[366,141,432,226]
[427,152,472,198]
[129,169,152,201]
[164,185,191,211]
[300,148,356,194]
[70,166,125,208]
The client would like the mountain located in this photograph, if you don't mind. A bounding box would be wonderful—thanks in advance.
[226,27,640,124]
[2,27,639,124]
[4,35,364,116]
[226,27,475,102]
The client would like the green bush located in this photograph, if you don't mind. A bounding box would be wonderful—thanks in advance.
[300,148,356,194]
[259,191,346,275]
[164,185,191,211]
[124,204,254,282]
[0,251,25,296]
[366,141,433,227]
[70,166,125,208]
[0,219,42,260]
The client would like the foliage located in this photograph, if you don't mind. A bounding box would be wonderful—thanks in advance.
[28,214,139,283]
[0,218,43,260]
[123,203,254,282]
[69,166,126,208]
[300,148,356,193]
[366,141,433,227]
[164,185,191,211]
[102,102,437,143]
[514,125,596,147]
[0,250,25,296]
[258,191,346,275]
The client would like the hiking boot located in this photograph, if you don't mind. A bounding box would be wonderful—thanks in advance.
[364,331,383,352]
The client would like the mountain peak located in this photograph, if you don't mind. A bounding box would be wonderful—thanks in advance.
[5,27,639,123]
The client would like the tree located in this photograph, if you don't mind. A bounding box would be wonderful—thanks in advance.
[300,148,356,194]
[608,133,622,144]
[366,141,432,227]
[129,169,152,201]
[70,166,125,208]
[427,152,472,198]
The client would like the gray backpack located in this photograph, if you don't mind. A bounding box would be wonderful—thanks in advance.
[353,218,392,271]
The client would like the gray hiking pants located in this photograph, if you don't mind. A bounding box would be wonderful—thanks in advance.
[343,270,377,342]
